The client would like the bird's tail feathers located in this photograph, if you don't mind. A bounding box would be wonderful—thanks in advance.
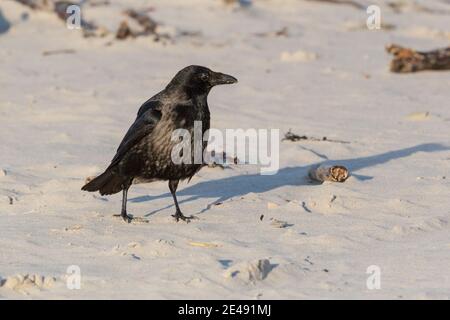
[81,169,125,195]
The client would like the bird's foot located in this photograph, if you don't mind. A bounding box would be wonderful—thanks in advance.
[114,213,149,224]
[172,211,197,223]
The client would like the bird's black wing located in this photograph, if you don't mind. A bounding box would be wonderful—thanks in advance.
[137,98,161,118]
[108,101,162,168]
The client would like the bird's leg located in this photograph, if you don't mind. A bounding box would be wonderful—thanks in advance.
[169,180,196,223]
[114,181,148,224]
[113,183,132,223]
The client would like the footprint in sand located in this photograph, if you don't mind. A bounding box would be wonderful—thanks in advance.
[391,217,449,235]
[224,259,276,284]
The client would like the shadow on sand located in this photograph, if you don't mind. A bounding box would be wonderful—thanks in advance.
[0,9,10,35]
[129,143,449,216]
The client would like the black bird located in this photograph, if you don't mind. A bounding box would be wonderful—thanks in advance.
[82,65,237,223]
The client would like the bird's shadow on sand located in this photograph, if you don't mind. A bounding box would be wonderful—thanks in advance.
[129,143,449,216]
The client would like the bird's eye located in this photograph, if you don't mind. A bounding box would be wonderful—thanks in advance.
[200,73,209,81]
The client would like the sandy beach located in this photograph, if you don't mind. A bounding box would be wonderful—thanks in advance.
[0,0,449,299]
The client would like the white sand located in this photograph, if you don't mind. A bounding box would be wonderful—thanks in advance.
[0,0,449,299]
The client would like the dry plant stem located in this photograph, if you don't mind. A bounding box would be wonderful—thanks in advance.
[386,44,450,73]
[282,130,350,144]
[305,0,364,10]
[309,165,349,183]
[42,49,76,56]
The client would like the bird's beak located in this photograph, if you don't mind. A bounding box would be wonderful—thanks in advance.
[211,72,238,85]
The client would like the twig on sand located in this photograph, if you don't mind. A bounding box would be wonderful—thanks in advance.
[305,0,365,10]
[42,49,76,56]
[386,44,450,73]
[88,0,110,7]
[255,27,289,38]
[308,164,349,183]
[282,130,350,144]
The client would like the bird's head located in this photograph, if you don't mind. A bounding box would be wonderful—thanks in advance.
[167,65,238,94]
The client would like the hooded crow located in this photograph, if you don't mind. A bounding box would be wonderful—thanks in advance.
[82,65,237,223]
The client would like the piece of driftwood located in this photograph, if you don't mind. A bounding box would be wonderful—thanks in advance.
[54,1,108,37]
[386,44,450,73]
[116,9,169,42]
[309,164,349,183]
[115,10,153,40]
[282,130,350,144]
[124,9,157,35]
[387,1,450,15]
[14,1,170,41]
[14,0,108,37]
[116,21,134,39]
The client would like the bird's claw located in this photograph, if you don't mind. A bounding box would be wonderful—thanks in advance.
[114,213,149,224]
[172,212,197,223]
